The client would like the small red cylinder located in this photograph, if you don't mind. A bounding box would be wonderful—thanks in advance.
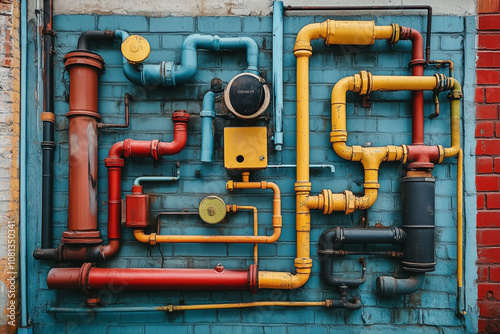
[126,185,151,228]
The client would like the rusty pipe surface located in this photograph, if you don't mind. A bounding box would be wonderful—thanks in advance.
[47,263,256,292]
[63,51,105,244]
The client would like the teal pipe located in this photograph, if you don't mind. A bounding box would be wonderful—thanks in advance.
[133,164,180,186]
[200,91,216,162]
[273,1,284,151]
[116,31,259,86]
[20,0,29,328]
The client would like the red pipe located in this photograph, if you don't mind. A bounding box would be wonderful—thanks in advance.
[47,263,255,291]
[63,51,105,244]
[400,27,425,146]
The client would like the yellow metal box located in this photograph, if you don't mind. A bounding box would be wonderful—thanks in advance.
[224,127,267,170]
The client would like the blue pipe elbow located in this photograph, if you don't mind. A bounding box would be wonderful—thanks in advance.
[376,273,425,297]
[200,91,216,162]
[116,32,260,86]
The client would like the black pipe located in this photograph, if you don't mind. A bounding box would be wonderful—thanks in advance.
[284,5,433,62]
[401,177,436,272]
[319,227,405,288]
[324,226,406,249]
[77,30,115,50]
[376,273,425,297]
[41,0,55,248]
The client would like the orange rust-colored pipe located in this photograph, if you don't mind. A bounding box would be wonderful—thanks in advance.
[134,181,282,245]
[63,51,105,244]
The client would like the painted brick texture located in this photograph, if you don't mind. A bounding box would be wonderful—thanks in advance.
[25,13,471,333]
[0,0,20,332]
[477,1,500,332]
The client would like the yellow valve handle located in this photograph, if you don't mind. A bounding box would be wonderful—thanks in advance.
[121,35,150,64]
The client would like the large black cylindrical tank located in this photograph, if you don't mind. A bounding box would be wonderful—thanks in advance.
[401,176,436,272]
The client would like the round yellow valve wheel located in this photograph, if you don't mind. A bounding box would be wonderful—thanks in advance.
[121,35,150,64]
[199,196,226,224]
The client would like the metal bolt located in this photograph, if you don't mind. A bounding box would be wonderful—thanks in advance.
[207,206,216,216]
[260,155,265,161]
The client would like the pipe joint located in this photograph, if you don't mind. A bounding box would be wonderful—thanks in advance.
[330,130,347,143]
[104,157,125,168]
[357,70,373,95]
[294,182,311,193]
[388,23,400,44]
[363,181,380,189]
[294,258,313,269]
[149,233,157,245]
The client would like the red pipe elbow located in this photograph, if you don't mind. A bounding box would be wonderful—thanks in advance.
[158,110,190,156]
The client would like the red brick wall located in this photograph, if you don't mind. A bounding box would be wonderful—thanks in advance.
[477,1,500,332]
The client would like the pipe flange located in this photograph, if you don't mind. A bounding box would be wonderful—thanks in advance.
[150,139,160,160]
[344,190,355,215]
[294,182,311,193]
[330,130,347,143]
[172,110,190,123]
[437,145,445,164]
[294,258,313,269]
[408,58,426,68]
[248,264,258,294]
[388,23,400,44]
[79,262,94,293]
[358,71,372,96]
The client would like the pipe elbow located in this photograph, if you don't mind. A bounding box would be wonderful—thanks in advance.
[241,37,259,73]
[376,273,425,297]
[134,230,150,244]
[294,22,323,54]
[122,63,142,84]
[355,188,378,210]
[290,271,311,289]
[332,142,353,161]
[108,141,124,159]
[100,239,120,259]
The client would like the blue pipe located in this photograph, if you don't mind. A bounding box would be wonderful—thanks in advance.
[116,31,259,86]
[272,1,284,151]
[20,0,29,328]
[200,91,216,162]
[134,164,181,186]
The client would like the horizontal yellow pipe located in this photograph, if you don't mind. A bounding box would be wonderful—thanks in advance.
[162,300,330,312]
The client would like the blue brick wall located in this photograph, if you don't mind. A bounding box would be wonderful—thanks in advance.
[25,13,474,333]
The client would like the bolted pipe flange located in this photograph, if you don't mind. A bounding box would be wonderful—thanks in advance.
[388,23,400,44]
[172,110,190,123]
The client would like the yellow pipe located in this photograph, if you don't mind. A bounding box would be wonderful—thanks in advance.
[134,182,281,245]
[457,148,465,314]
[328,72,463,213]
[444,78,462,158]
[162,300,331,312]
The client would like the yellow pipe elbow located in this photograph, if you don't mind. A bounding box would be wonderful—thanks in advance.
[134,229,154,244]
[444,78,462,158]
[258,270,311,290]
[355,188,379,210]
[294,22,325,53]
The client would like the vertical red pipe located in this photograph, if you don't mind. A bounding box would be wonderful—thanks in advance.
[62,52,104,244]
[401,27,425,146]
